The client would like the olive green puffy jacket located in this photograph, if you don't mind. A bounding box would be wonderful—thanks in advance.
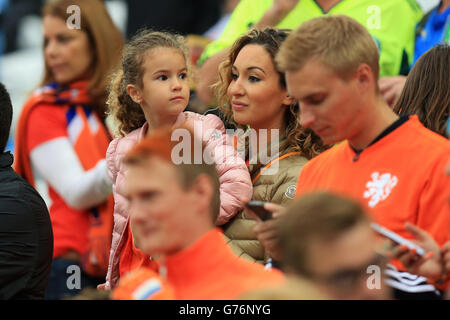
[222,152,308,264]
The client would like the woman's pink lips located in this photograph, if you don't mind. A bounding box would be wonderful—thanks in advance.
[232,102,248,111]
[50,65,65,73]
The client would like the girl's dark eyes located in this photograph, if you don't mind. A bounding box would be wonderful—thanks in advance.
[156,73,187,81]
[231,73,238,80]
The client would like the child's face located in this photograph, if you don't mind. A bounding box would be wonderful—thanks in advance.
[130,47,189,125]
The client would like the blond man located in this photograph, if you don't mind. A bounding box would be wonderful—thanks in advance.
[258,15,450,299]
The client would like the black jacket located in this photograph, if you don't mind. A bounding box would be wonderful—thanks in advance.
[0,152,53,299]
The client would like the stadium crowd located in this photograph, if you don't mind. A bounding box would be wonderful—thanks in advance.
[0,0,449,301]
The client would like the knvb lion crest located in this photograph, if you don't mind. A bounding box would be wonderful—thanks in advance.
[363,172,398,208]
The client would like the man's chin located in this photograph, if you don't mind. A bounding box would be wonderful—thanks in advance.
[140,245,159,257]
[319,135,339,146]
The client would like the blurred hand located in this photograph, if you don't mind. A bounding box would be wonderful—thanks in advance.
[442,241,450,274]
[270,0,299,17]
[97,283,107,291]
[391,222,443,281]
[378,76,406,108]
[257,0,299,28]
[247,202,286,261]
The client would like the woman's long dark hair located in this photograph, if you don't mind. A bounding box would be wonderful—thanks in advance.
[393,44,449,137]
[213,27,329,161]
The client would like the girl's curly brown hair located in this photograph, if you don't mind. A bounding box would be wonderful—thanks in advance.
[212,27,329,160]
[107,29,188,137]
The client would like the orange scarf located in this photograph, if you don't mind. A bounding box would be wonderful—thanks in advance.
[14,81,113,277]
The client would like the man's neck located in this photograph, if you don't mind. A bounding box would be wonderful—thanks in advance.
[439,0,450,13]
[164,225,214,258]
[316,0,341,12]
[348,96,399,151]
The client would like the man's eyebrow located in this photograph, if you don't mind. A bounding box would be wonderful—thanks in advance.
[301,91,326,100]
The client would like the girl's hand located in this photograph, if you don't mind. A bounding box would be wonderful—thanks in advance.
[378,76,406,108]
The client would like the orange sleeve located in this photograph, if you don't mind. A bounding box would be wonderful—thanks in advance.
[26,105,67,153]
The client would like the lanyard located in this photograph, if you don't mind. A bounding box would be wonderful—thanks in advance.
[251,152,300,184]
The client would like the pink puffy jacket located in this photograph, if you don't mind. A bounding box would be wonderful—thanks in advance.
[103,112,252,289]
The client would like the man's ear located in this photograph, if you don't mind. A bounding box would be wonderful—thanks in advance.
[191,174,214,199]
[189,174,214,212]
[126,84,142,105]
[355,64,374,93]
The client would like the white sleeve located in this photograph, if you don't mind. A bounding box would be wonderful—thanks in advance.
[30,137,112,210]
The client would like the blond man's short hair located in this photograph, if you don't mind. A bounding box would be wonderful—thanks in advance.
[276,15,380,81]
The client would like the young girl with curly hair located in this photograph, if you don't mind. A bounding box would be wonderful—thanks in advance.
[103,30,252,289]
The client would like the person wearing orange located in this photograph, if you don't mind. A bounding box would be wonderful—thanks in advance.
[14,0,123,299]
[102,30,252,291]
[271,15,450,299]
[112,128,285,300]
[112,268,176,300]
[390,223,450,294]
[212,27,328,265]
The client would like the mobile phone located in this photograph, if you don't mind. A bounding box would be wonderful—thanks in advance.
[245,200,273,221]
[370,223,426,256]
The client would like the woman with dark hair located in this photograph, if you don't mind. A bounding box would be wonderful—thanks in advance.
[393,44,449,137]
[213,27,329,264]
[14,0,123,299]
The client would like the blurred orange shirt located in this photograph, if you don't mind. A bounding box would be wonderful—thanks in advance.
[114,228,285,299]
